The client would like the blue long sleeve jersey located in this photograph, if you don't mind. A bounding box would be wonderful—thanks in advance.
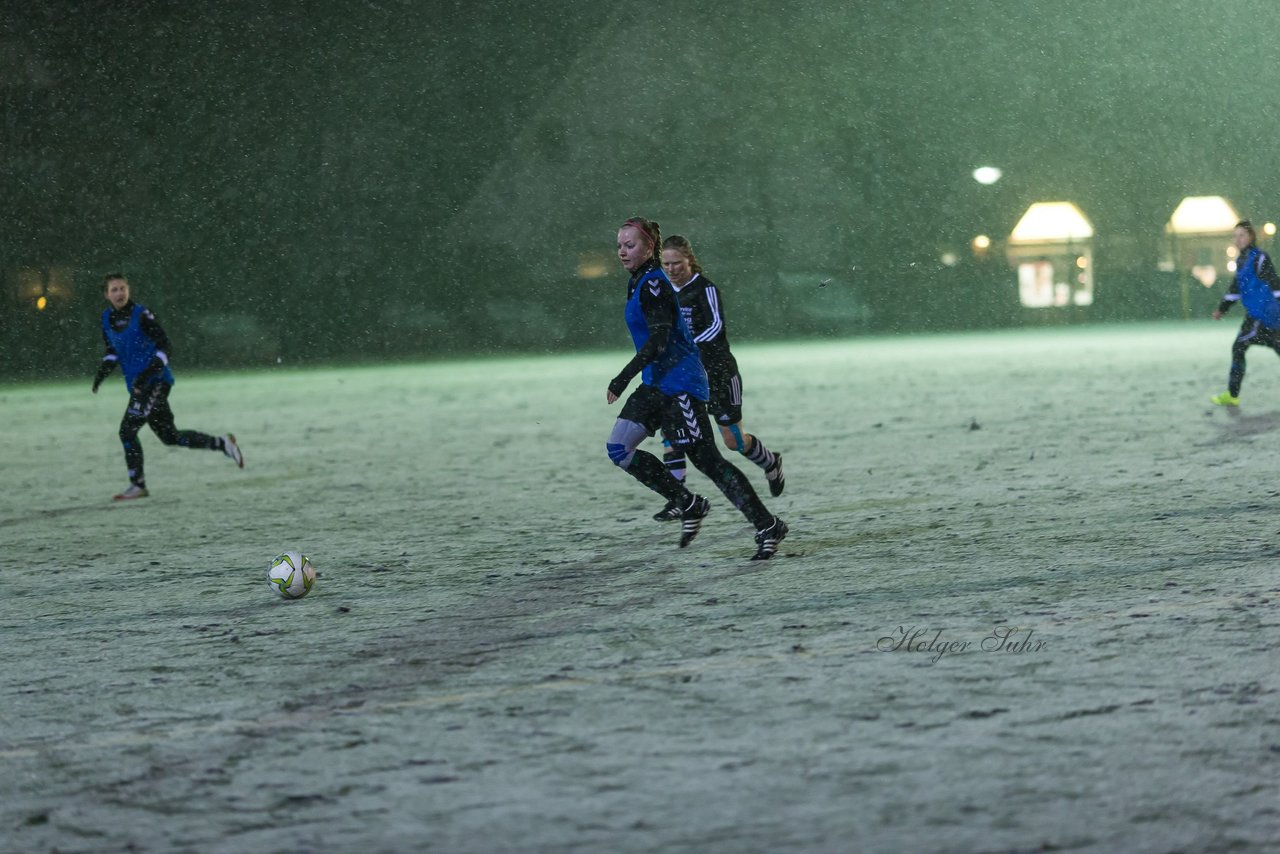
[97,302,176,390]
[1218,246,1280,327]
[622,261,709,400]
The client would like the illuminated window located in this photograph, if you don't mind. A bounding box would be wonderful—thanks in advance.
[1192,247,1217,287]
[1018,261,1056,308]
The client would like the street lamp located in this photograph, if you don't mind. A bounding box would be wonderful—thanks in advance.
[972,166,1002,186]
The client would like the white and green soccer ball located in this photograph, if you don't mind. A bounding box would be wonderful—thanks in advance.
[267,551,316,599]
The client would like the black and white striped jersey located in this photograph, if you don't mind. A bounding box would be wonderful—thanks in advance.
[672,273,738,381]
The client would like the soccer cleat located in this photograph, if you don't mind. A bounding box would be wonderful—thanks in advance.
[766,453,786,497]
[678,495,711,548]
[223,433,245,468]
[113,484,149,501]
[1209,391,1240,407]
[653,500,683,522]
[752,517,789,561]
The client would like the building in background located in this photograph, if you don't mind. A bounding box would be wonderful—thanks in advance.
[1160,196,1240,318]
[1006,202,1094,310]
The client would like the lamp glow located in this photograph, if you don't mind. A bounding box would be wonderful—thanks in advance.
[972,166,1002,185]
[1009,202,1094,244]
[1166,196,1239,235]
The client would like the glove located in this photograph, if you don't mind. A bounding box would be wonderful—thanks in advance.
[131,356,165,392]
[607,374,630,398]
[130,378,158,399]
[91,362,112,394]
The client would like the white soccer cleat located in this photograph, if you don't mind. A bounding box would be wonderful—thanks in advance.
[113,484,149,501]
[223,433,244,469]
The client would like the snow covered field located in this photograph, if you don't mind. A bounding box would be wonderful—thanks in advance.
[2,322,1278,853]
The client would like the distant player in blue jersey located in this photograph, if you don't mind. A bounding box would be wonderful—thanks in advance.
[92,273,243,500]
[605,217,788,560]
[1210,220,1280,406]
[649,234,785,523]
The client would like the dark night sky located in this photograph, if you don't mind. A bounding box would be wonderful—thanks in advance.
[4,0,1280,363]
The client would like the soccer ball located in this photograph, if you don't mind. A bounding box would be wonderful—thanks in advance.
[267,551,316,599]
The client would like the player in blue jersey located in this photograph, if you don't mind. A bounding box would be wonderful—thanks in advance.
[650,234,784,522]
[605,217,788,560]
[1210,221,1280,406]
[91,273,243,500]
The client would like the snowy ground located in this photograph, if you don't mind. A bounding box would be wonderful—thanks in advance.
[2,322,1278,853]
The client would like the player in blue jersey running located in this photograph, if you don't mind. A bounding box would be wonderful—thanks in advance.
[1210,220,1280,406]
[91,273,243,500]
[605,217,788,560]
[649,234,785,522]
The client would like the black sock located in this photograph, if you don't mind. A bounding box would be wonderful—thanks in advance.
[625,450,692,504]
[689,449,772,529]
[123,438,145,486]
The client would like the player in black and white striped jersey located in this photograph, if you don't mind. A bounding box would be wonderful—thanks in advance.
[652,235,785,522]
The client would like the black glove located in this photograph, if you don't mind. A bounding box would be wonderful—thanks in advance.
[91,361,113,393]
[608,374,630,398]
[131,356,165,392]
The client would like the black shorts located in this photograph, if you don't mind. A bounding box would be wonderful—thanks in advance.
[707,371,744,425]
[125,381,172,422]
[1236,318,1280,350]
[620,384,713,449]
